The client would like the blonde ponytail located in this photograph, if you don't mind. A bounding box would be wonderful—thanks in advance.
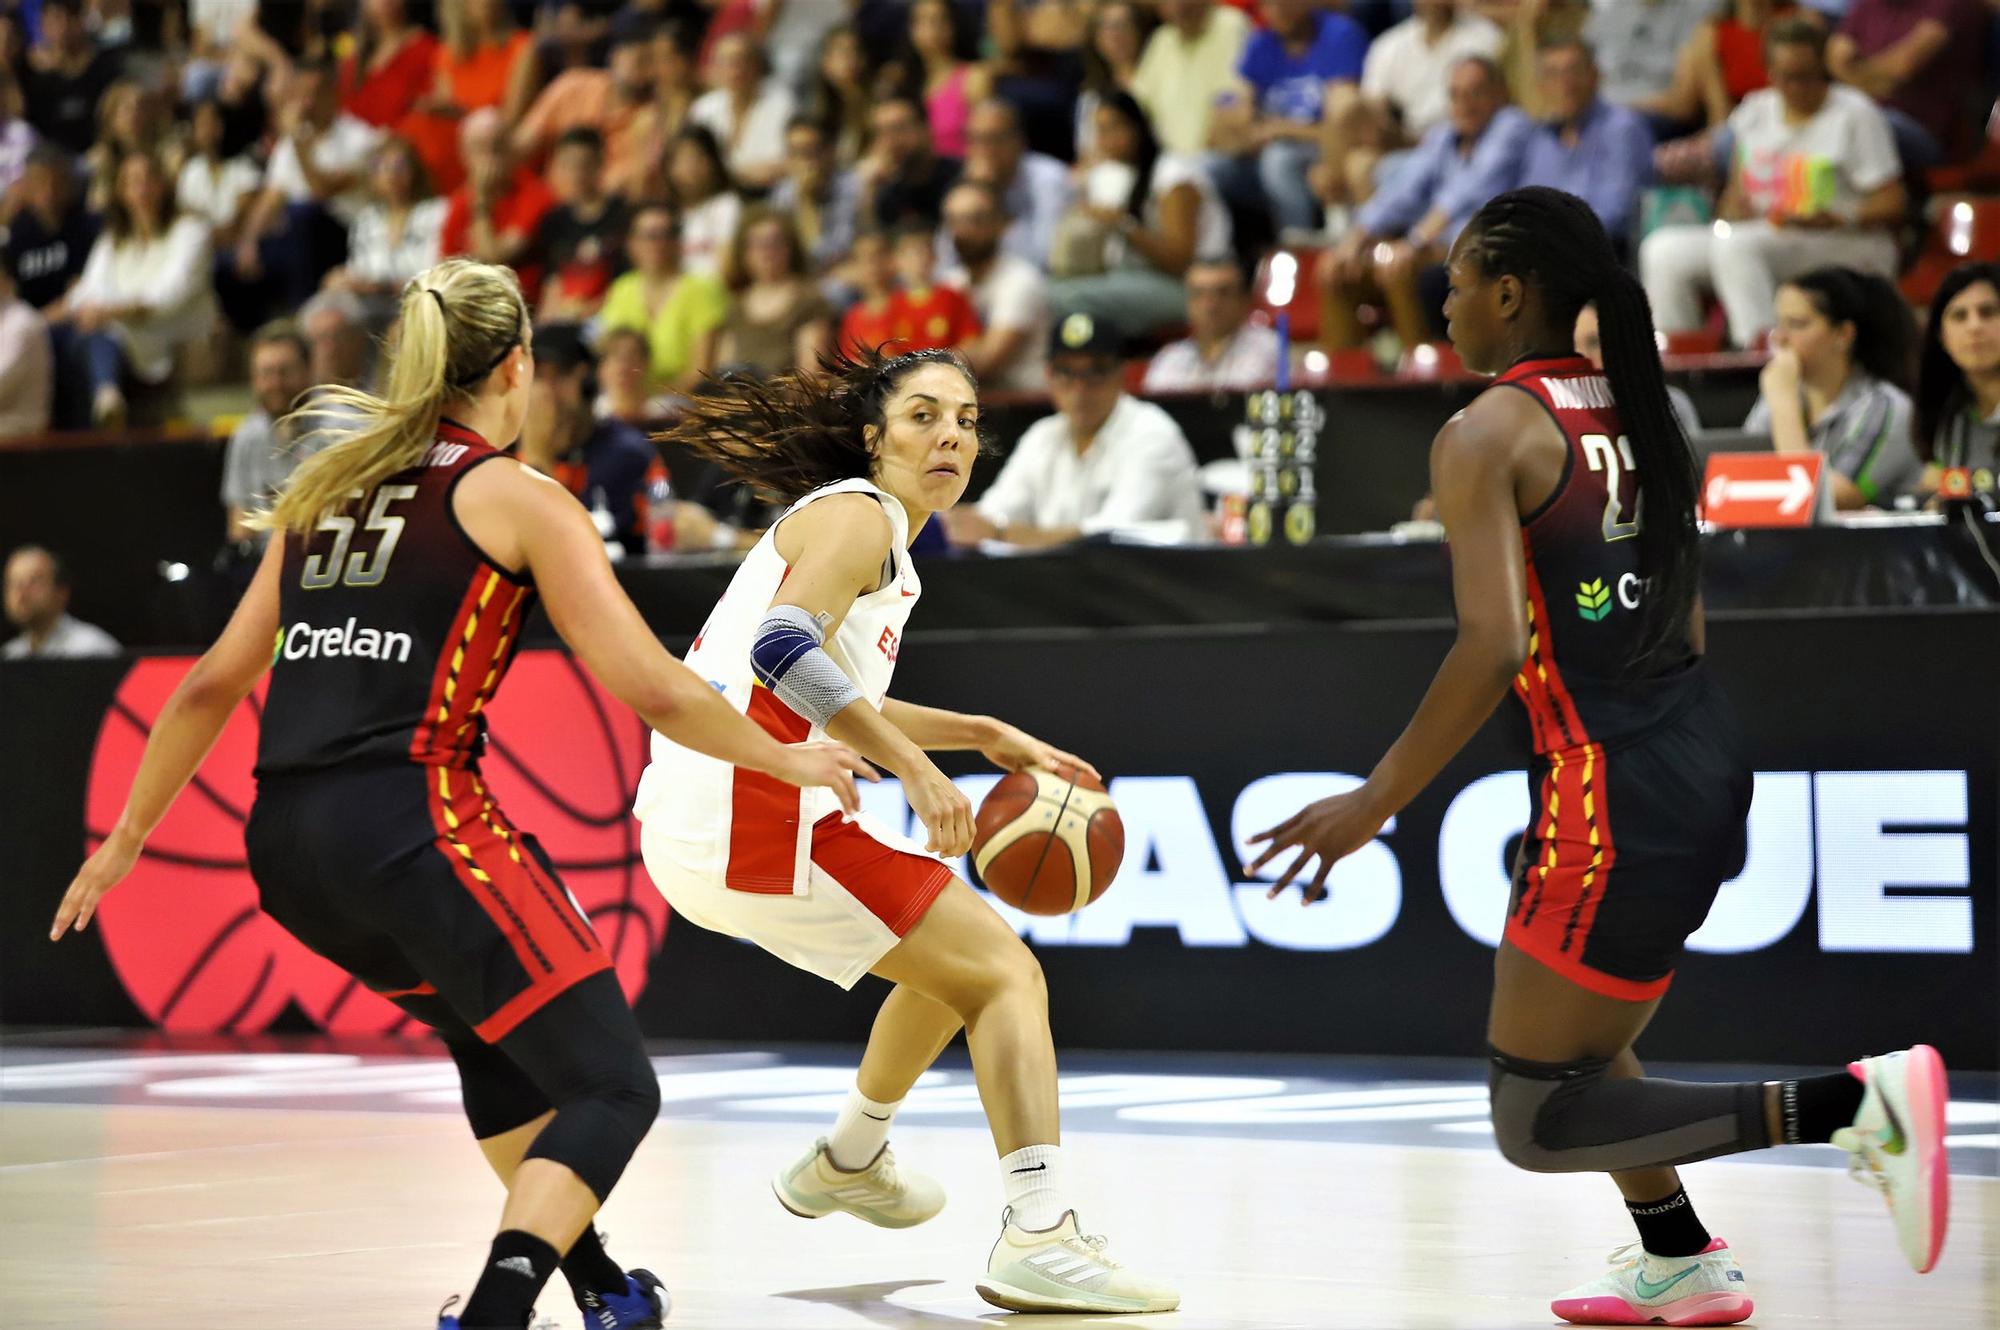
[263,258,529,535]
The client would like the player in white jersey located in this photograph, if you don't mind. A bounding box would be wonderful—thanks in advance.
[636,349,1178,1315]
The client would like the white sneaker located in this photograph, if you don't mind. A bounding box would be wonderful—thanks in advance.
[1832,1044,1951,1273]
[975,1208,1179,1314]
[1550,1240,1752,1326]
[771,1137,944,1229]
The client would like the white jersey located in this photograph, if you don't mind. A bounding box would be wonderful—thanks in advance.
[634,478,922,892]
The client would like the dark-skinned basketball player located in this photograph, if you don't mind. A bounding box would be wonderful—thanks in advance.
[1248,188,1950,1327]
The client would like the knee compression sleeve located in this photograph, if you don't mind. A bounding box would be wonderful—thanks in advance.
[1488,1048,1770,1175]
[500,974,662,1201]
[446,1034,554,1139]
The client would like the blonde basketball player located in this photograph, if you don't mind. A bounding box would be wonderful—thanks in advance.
[636,348,1177,1315]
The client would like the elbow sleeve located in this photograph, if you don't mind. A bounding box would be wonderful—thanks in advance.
[750,605,863,728]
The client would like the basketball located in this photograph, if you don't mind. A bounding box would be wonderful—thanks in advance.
[971,767,1123,915]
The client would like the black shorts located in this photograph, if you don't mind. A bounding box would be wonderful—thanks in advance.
[246,762,613,1042]
[1506,672,1752,1001]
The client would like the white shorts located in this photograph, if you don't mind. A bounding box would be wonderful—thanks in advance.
[641,813,956,989]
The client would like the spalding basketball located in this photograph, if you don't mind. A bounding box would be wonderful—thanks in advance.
[971,768,1123,915]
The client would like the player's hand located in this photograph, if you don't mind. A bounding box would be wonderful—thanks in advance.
[1246,788,1390,906]
[979,722,1101,785]
[50,830,142,940]
[906,760,974,858]
[774,741,879,816]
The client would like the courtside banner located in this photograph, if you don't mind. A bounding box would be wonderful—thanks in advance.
[3,611,1994,1068]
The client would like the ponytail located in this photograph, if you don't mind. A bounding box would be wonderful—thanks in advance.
[263,259,528,535]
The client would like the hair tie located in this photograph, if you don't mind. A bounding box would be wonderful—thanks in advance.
[428,289,446,315]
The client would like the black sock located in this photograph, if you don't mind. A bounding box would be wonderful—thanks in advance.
[1782,1071,1866,1145]
[1626,1186,1712,1258]
[562,1226,629,1301]
[460,1230,558,1329]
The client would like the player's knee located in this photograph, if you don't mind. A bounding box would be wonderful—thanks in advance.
[953,936,1046,1017]
[599,1043,662,1138]
[1487,1048,1607,1174]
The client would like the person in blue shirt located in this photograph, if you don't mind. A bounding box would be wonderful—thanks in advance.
[1518,39,1657,259]
[1316,56,1530,350]
[525,324,659,556]
[1209,0,1369,236]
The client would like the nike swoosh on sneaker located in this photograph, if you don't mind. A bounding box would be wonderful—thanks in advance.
[1632,1264,1702,1300]
[1877,1094,1909,1156]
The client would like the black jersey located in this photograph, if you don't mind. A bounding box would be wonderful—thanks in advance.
[256,421,538,777]
[1496,355,1702,756]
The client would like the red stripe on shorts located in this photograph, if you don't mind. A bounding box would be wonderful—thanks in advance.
[809,814,954,937]
[724,683,813,894]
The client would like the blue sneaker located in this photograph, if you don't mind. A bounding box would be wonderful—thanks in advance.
[578,1268,670,1329]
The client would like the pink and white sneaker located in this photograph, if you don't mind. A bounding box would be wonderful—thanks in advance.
[1833,1044,1951,1274]
[1551,1239,1752,1326]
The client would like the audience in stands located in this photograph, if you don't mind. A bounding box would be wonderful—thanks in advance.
[1583,0,1707,131]
[327,134,446,329]
[0,71,36,200]
[886,219,983,355]
[598,200,725,395]
[1573,303,1704,437]
[616,19,698,199]
[339,0,438,135]
[49,149,213,427]
[838,227,900,356]
[401,0,533,193]
[220,321,316,543]
[1132,0,1252,159]
[298,288,374,393]
[885,0,991,163]
[5,145,97,311]
[1518,39,1655,250]
[859,92,959,230]
[81,78,169,213]
[809,25,873,167]
[2,545,119,659]
[1641,19,1904,349]
[691,31,793,193]
[593,325,676,423]
[1828,0,1986,173]
[716,206,832,376]
[958,98,1071,272]
[512,10,653,184]
[441,107,553,299]
[1318,56,1528,351]
[939,181,1051,392]
[1144,258,1281,393]
[768,116,860,281]
[521,324,655,555]
[1076,0,1151,160]
[1915,262,2000,497]
[1745,266,1921,509]
[176,97,261,250]
[944,312,1205,548]
[22,0,121,158]
[0,265,52,438]
[665,124,740,277]
[534,126,628,324]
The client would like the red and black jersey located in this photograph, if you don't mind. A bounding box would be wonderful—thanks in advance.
[256,420,537,777]
[1496,354,1701,757]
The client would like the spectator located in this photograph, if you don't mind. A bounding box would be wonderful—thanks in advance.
[511,9,654,185]
[1050,91,1231,340]
[858,92,960,231]
[0,265,52,437]
[0,70,36,200]
[1582,0,1707,126]
[1518,40,1655,249]
[939,178,1052,392]
[1640,19,1903,348]
[440,106,555,299]
[48,150,213,427]
[958,98,1072,272]
[21,0,121,157]
[5,145,97,311]
[1827,0,1985,172]
[220,58,380,331]
[1476,0,1590,121]
[2,546,119,659]
[338,0,440,133]
[1209,0,1369,237]
[768,116,861,278]
[219,322,316,543]
[1317,56,1528,351]
[1317,0,1504,220]
[1650,0,1804,187]
[810,25,873,167]
[689,31,793,192]
[80,77,168,214]
[837,227,901,357]
[593,324,677,421]
[882,218,981,355]
[598,200,726,393]
[298,287,374,391]
[1744,266,1921,509]
[943,311,1205,547]
[1076,0,1152,159]
[209,41,273,161]
[535,126,628,323]
[985,0,1092,163]
[716,206,833,376]
[664,124,741,278]
[1914,262,2000,496]
[401,0,534,194]
[175,97,262,253]
[881,0,991,162]
[1144,258,1280,393]
[759,0,848,97]
[1573,303,1703,437]
[519,323,656,554]
[617,17,698,199]
[1132,0,1253,158]
[324,135,446,328]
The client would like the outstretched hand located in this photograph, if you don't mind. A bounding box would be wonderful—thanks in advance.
[1245,788,1390,906]
[50,831,142,940]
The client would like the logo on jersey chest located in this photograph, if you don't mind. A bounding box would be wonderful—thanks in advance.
[877,625,900,662]
[1575,574,1645,621]
[277,618,414,663]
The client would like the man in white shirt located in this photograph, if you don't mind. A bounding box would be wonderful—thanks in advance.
[1144,258,1281,393]
[1133,0,1253,157]
[3,546,119,659]
[957,99,1071,271]
[938,180,1051,393]
[942,313,1206,548]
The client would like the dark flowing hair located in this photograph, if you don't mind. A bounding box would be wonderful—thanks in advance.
[658,346,978,504]
[1914,261,2000,464]
[1782,266,1916,390]
[1096,90,1160,221]
[1460,186,1701,665]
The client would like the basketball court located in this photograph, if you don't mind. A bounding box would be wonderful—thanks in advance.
[3,1039,1993,1329]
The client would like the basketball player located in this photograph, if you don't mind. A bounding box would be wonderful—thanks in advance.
[1249,189,1949,1327]
[49,259,874,1330]
[635,347,1178,1314]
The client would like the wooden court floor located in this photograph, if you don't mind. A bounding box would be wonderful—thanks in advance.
[2,1097,1994,1329]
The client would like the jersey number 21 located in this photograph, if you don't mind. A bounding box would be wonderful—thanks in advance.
[1581,434,1642,542]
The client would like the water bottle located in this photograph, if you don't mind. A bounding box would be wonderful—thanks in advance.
[644,462,677,554]
[589,485,623,562]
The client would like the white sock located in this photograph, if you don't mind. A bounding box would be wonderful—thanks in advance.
[826,1088,900,1170]
[1000,1144,1068,1231]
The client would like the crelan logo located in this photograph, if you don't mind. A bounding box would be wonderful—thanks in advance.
[1576,578,1613,621]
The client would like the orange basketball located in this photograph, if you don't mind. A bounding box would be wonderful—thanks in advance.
[971,768,1123,915]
